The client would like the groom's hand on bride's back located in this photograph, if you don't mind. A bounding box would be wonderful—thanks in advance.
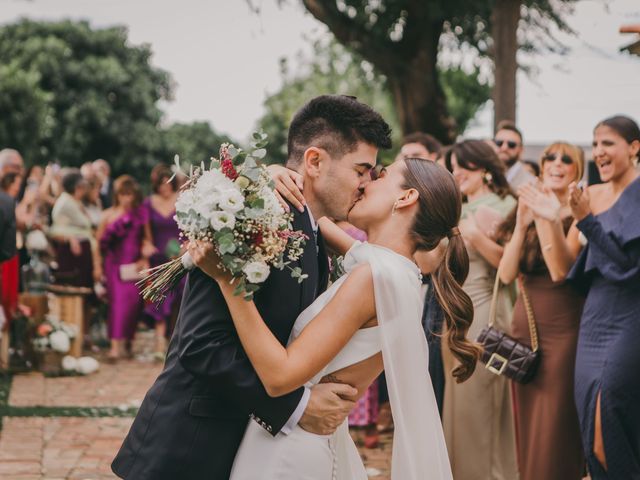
[298,383,358,435]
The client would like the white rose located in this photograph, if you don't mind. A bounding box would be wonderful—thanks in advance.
[49,330,70,353]
[76,356,100,375]
[243,261,270,284]
[218,188,245,214]
[209,211,236,231]
[61,355,78,371]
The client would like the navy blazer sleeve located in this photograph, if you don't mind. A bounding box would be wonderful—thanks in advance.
[0,193,16,262]
[176,267,304,436]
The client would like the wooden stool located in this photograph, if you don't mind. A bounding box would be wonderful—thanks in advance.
[46,285,92,357]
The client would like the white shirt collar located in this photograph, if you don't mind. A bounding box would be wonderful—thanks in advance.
[306,206,318,233]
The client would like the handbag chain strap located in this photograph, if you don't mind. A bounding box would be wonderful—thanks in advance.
[488,269,539,352]
[517,275,539,352]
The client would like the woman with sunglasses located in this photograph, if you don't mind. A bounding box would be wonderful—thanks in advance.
[442,140,518,480]
[497,142,586,480]
[567,115,640,479]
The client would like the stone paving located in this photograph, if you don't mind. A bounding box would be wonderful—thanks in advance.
[0,332,391,479]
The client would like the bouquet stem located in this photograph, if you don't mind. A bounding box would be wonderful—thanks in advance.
[138,253,193,304]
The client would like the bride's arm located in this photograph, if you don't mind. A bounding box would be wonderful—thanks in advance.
[190,241,375,398]
[317,217,356,256]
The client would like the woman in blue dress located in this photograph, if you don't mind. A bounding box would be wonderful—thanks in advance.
[568,115,640,479]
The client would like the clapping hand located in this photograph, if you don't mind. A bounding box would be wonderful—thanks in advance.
[568,182,591,221]
[188,240,230,283]
[266,164,305,213]
[518,183,562,222]
[516,200,534,231]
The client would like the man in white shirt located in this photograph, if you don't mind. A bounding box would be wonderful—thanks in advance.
[493,120,534,190]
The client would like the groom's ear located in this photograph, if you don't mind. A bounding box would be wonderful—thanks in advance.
[302,147,324,178]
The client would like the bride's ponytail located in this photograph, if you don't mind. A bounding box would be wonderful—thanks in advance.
[432,232,478,382]
[403,158,479,383]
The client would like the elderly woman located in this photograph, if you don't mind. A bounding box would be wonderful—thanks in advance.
[50,170,101,288]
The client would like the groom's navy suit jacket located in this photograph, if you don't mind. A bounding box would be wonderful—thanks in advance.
[112,206,329,480]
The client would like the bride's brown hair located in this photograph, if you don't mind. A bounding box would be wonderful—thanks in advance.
[403,158,479,382]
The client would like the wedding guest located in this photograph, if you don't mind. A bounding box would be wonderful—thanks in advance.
[0,148,24,177]
[49,171,100,288]
[82,174,104,229]
[0,172,21,327]
[94,158,114,209]
[494,120,534,189]
[522,159,540,178]
[396,132,442,161]
[442,139,518,480]
[97,175,152,361]
[567,115,640,479]
[143,164,181,359]
[498,142,586,480]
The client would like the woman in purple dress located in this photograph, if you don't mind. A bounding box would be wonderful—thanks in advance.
[97,175,153,361]
[143,164,182,358]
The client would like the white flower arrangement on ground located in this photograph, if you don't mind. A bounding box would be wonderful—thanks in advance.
[32,314,78,353]
[139,131,308,302]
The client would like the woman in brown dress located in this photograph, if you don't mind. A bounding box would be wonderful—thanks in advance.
[498,142,586,480]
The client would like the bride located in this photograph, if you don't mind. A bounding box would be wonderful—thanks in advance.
[189,158,478,479]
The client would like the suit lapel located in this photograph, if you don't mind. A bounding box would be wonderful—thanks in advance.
[291,206,319,310]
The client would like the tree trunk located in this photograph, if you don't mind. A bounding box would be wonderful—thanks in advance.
[491,0,521,132]
[301,0,455,143]
[384,28,455,143]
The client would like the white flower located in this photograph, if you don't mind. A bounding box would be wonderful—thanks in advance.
[218,188,245,214]
[76,356,100,375]
[243,261,270,284]
[181,252,195,270]
[175,189,197,216]
[49,330,70,353]
[25,230,49,251]
[61,355,78,371]
[209,211,236,231]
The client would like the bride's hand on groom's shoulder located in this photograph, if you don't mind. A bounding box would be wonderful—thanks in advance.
[298,383,358,435]
[188,240,230,283]
[267,164,305,213]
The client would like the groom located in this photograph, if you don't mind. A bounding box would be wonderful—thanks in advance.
[111,95,392,479]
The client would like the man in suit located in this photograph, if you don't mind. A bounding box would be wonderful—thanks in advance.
[112,95,392,479]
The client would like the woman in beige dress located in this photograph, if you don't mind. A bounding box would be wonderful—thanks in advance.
[443,140,519,480]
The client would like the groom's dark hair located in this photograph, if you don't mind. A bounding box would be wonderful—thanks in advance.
[286,95,392,168]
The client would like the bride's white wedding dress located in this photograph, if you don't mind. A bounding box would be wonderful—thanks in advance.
[229,242,452,480]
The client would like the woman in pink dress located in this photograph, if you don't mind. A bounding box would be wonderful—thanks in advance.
[97,175,153,361]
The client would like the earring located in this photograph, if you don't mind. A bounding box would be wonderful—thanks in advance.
[484,172,493,184]
[391,200,399,216]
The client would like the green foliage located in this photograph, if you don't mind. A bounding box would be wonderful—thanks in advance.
[256,39,401,164]
[256,38,490,163]
[160,121,235,168]
[0,19,172,174]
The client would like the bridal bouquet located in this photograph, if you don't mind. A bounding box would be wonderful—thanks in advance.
[139,132,308,303]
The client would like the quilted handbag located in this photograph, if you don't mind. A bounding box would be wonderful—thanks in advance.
[476,274,540,384]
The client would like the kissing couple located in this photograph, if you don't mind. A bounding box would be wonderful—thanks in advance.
[112,95,477,479]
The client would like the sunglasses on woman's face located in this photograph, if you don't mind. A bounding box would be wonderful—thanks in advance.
[494,139,519,149]
[369,164,387,181]
[542,153,574,165]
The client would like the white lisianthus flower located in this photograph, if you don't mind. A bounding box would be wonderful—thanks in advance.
[61,355,78,371]
[218,188,245,214]
[243,261,270,284]
[76,356,100,375]
[49,330,71,353]
[209,211,236,231]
